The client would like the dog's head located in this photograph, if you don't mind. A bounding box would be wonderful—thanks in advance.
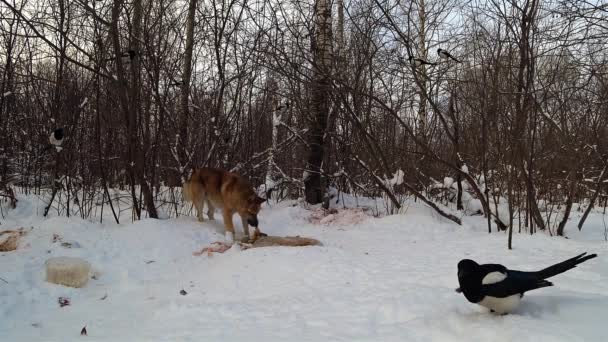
[244,195,266,227]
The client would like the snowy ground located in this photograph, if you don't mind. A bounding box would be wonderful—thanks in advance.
[1,194,606,341]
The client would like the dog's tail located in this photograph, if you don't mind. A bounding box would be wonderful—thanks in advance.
[182,180,194,202]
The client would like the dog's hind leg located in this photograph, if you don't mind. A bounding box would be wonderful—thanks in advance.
[206,200,215,220]
[194,198,205,222]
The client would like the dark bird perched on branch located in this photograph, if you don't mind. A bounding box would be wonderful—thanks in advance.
[105,50,137,62]
[275,101,290,111]
[49,128,64,148]
[455,252,597,314]
[170,80,186,86]
[437,48,460,62]
[122,50,136,60]
[49,128,63,152]
[408,56,436,67]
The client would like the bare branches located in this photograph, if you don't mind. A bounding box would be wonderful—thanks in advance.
[1,0,607,238]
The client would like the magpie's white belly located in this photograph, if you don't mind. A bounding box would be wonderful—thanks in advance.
[478,294,521,314]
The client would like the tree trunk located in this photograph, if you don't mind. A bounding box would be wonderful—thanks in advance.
[508,168,514,248]
[578,165,607,230]
[304,0,332,204]
[131,0,157,218]
[110,0,157,219]
[557,193,573,236]
[265,76,279,199]
[557,170,578,236]
[179,0,197,180]
[110,0,140,218]
[416,0,428,140]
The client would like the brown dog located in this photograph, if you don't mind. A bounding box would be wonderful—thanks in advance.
[182,167,265,242]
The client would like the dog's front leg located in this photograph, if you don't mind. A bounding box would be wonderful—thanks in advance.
[253,227,264,239]
[223,210,236,243]
[240,215,250,240]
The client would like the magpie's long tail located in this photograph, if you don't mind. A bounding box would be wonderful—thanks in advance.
[536,253,597,279]
[529,279,554,291]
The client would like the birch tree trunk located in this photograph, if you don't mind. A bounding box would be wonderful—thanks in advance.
[265,77,279,199]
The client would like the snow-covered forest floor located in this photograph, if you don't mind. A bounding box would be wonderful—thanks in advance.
[1,193,606,341]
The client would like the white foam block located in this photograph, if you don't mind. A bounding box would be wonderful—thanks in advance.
[46,257,91,288]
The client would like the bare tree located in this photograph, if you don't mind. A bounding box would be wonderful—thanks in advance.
[304,0,332,204]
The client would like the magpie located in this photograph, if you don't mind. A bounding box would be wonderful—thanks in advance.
[122,50,136,60]
[408,56,436,67]
[437,48,460,63]
[49,128,64,147]
[104,50,137,62]
[456,252,597,314]
[170,80,186,86]
[275,101,290,111]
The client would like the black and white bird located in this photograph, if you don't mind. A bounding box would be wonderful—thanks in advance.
[49,128,64,148]
[170,80,186,87]
[437,48,460,63]
[456,252,597,314]
[275,101,290,111]
[105,50,137,63]
[408,56,436,67]
[121,49,137,60]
